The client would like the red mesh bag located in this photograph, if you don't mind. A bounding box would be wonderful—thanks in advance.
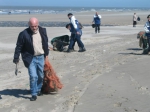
[41,58,63,93]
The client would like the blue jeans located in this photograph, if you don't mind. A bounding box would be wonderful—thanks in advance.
[28,55,44,96]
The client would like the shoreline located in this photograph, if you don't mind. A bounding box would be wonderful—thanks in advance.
[0,11,149,26]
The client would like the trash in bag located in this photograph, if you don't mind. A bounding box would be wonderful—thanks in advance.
[137,31,149,54]
[51,35,70,51]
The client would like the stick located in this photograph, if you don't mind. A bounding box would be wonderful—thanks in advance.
[15,63,18,76]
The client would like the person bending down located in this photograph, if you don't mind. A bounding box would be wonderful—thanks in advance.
[66,13,86,52]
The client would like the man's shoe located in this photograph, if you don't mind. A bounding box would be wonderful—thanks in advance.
[66,49,71,53]
[30,95,37,101]
[37,91,43,96]
[78,48,86,52]
[72,48,76,52]
[67,49,74,53]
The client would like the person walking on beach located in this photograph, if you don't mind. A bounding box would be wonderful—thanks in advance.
[13,17,49,101]
[133,13,137,27]
[144,14,150,54]
[67,13,86,52]
[92,12,102,33]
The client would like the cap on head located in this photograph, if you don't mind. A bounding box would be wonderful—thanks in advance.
[66,23,70,28]
[147,15,150,18]
[68,13,73,17]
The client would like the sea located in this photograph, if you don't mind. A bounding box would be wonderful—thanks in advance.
[0,6,149,27]
[0,6,150,15]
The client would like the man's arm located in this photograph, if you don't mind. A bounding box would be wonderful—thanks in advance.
[42,28,49,57]
[98,15,102,19]
[92,16,95,23]
[71,16,78,30]
[13,32,24,64]
[144,22,150,33]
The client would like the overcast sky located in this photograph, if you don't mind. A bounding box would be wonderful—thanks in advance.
[0,0,149,8]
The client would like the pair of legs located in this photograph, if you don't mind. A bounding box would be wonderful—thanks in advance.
[95,24,100,33]
[147,37,150,53]
[28,55,44,97]
[68,33,85,52]
[133,21,137,27]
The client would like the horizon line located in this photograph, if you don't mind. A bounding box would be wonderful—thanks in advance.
[0,5,149,8]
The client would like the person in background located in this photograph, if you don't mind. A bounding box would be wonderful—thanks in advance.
[66,23,77,51]
[144,14,150,54]
[133,13,137,27]
[67,13,86,52]
[13,17,49,101]
[92,12,102,33]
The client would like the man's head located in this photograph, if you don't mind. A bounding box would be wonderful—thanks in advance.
[147,15,150,21]
[28,17,39,33]
[67,13,73,19]
[134,13,136,15]
[95,12,98,16]
[66,23,71,30]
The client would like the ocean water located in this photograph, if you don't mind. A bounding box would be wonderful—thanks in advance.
[0,6,150,15]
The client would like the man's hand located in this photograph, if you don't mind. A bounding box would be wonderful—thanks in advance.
[13,59,19,64]
[44,56,49,64]
[77,32,80,35]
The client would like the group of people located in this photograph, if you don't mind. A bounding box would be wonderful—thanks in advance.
[65,12,102,52]
[13,11,150,101]
[12,12,101,101]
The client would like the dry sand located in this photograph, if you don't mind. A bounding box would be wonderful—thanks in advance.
[0,11,150,112]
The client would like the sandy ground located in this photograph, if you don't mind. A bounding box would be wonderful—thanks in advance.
[0,11,150,112]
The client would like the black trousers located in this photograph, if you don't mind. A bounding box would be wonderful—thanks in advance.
[95,24,100,33]
[68,33,84,49]
[133,21,137,26]
[147,37,150,52]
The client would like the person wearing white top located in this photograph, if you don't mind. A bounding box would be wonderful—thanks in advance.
[93,12,102,33]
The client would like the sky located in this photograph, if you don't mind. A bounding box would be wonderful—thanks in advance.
[0,0,149,8]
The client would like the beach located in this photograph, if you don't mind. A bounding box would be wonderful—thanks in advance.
[0,10,150,112]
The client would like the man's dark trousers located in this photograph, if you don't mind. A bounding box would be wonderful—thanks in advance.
[95,24,100,33]
[68,33,84,49]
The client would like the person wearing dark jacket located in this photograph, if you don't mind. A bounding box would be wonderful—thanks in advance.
[93,12,102,33]
[67,13,86,52]
[144,14,150,54]
[13,17,49,101]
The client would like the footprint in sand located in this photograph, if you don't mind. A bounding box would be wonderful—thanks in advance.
[70,66,75,68]
[138,86,148,91]
[114,102,122,107]
[79,60,87,63]
[3,102,11,108]
[116,73,124,79]
[124,108,138,112]
[10,109,18,112]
